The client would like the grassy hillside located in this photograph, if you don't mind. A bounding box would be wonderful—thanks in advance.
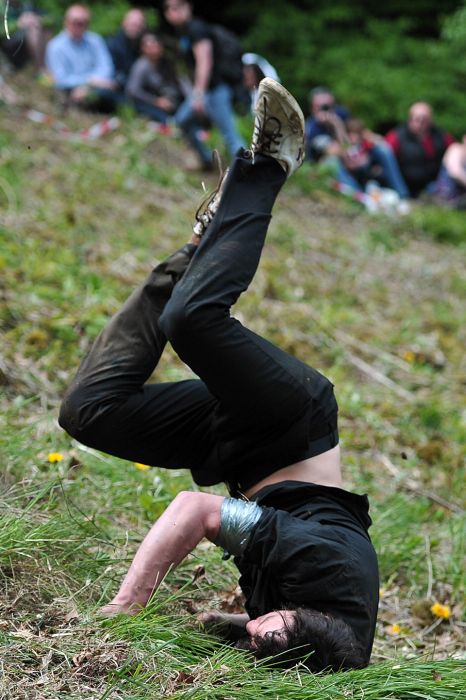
[1,73,465,699]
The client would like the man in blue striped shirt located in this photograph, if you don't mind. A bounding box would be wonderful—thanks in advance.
[46,4,120,110]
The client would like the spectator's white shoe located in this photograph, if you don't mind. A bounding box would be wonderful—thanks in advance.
[193,165,229,237]
[251,78,305,176]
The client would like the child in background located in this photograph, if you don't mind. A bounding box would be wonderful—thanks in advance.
[342,118,380,188]
[333,118,410,214]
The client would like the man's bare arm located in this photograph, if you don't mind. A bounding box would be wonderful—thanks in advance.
[191,38,213,112]
[100,491,224,615]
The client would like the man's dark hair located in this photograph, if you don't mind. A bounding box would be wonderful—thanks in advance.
[236,608,366,673]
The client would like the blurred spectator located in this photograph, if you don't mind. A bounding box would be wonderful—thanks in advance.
[126,31,184,123]
[432,135,466,209]
[162,0,245,171]
[0,74,19,104]
[241,52,279,111]
[0,1,49,73]
[306,89,409,199]
[385,102,455,198]
[106,8,146,90]
[45,4,121,111]
[340,118,409,197]
[305,86,350,162]
[340,118,379,187]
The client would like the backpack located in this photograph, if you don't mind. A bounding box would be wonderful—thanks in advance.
[209,24,244,86]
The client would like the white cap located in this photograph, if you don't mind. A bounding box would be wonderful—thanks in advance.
[242,52,280,82]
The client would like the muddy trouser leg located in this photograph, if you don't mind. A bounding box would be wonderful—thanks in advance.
[60,151,337,482]
[59,243,220,470]
[159,151,338,488]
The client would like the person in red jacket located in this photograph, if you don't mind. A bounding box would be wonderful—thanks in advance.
[385,102,455,198]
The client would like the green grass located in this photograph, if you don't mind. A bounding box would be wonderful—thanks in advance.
[1,72,465,698]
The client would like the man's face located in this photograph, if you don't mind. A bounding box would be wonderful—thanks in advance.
[311,92,335,119]
[245,610,296,648]
[65,7,90,40]
[123,9,146,40]
[408,103,432,137]
[164,0,192,27]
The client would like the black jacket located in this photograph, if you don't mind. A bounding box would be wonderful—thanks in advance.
[235,481,379,664]
[392,124,450,197]
[106,29,141,88]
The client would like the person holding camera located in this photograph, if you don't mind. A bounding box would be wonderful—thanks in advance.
[305,86,409,200]
[304,87,350,162]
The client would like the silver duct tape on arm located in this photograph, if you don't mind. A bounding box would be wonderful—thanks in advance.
[214,498,263,556]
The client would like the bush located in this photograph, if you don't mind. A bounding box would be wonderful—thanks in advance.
[405,205,466,245]
[243,1,466,136]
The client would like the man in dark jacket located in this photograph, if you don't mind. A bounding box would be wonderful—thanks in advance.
[385,102,455,198]
[305,86,350,162]
[59,78,379,672]
[106,8,146,89]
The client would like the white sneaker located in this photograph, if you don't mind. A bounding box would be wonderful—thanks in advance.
[251,78,305,176]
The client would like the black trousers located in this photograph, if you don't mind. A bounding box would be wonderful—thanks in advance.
[59,152,338,494]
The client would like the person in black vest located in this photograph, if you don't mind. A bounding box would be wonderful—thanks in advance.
[59,78,379,672]
[385,102,455,198]
[106,8,147,90]
[162,0,245,171]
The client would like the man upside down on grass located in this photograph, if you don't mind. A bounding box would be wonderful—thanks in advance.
[59,78,379,672]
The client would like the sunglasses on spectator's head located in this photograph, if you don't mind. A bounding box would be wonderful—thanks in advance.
[69,18,89,26]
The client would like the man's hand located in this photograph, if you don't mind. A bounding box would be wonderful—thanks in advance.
[155,96,175,113]
[87,77,118,90]
[191,89,206,115]
[316,111,349,146]
[70,85,90,102]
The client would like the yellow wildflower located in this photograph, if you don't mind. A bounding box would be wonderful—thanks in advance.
[403,350,415,363]
[379,588,385,598]
[430,602,451,619]
[135,462,151,471]
[387,623,401,635]
[48,452,64,463]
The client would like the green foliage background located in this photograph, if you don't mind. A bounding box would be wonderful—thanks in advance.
[237,1,466,135]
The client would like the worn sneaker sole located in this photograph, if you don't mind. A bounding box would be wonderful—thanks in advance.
[258,78,305,130]
[254,78,305,175]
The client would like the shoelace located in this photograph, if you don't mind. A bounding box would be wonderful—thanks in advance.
[252,96,283,156]
[193,151,226,236]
